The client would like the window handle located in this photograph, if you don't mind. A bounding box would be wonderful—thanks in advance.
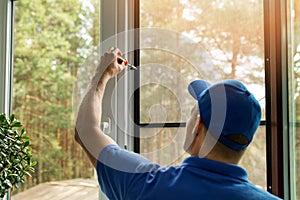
[100,118,111,135]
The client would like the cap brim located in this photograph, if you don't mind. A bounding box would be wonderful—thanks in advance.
[188,80,211,100]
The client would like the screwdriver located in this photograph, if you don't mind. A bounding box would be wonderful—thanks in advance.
[117,57,137,70]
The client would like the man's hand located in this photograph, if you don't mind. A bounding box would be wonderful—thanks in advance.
[101,47,126,77]
[75,47,126,167]
[92,47,126,88]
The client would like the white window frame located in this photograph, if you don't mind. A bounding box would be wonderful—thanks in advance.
[100,0,136,151]
[0,0,13,116]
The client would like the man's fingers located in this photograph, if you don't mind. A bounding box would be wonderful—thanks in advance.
[98,47,126,77]
[104,47,122,61]
[111,47,122,57]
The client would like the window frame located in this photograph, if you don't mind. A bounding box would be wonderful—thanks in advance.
[264,0,290,198]
[286,0,298,199]
[100,0,137,152]
[134,0,289,199]
[0,0,14,116]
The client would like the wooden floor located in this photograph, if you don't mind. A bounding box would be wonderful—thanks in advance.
[12,179,99,200]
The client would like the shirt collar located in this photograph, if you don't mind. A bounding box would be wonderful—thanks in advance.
[182,156,249,182]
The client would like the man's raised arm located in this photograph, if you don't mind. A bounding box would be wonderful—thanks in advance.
[75,47,126,167]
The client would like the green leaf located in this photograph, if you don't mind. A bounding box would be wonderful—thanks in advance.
[5,159,11,166]
[24,171,32,177]
[23,140,30,147]
[31,161,37,167]
[12,121,22,128]
[14,144,21,150]
[21,134,30,139]
[9,114,15,123]
[4,179,12,188]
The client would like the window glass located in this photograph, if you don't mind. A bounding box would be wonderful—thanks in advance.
[288,0,300,199]
[140,127,188,166]
[239,126,266,189]
[12,0,100,199]
[140,0,266,124]
[139,49,200,123]
[140,0,266,187]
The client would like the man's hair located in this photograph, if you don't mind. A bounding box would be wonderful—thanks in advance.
[226,134,249,146]
[206,131,247,162]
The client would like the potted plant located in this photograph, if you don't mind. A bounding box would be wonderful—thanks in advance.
[0,113,36,199]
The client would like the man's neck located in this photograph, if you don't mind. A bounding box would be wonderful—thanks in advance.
[204,153,239,165]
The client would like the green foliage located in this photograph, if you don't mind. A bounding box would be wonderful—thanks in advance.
[0,114,36,198]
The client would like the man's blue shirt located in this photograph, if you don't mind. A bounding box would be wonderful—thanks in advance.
[97,145,281,200]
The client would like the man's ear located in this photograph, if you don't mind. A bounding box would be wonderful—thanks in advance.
[192,116,201,137]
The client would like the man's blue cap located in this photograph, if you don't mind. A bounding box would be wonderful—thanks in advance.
[188,80,262,151]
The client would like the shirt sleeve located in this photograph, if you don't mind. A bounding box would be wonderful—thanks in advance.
[96,145,160,200]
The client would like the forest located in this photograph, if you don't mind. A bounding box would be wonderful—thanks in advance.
[13,0,100,190]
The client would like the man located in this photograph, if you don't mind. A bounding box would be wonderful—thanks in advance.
[75,47,281,199]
